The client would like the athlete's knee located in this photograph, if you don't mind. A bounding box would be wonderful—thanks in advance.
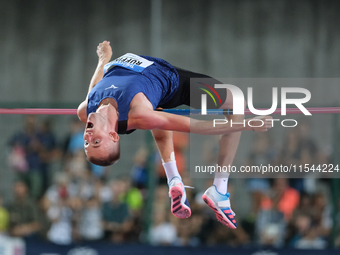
[151,129,173,142]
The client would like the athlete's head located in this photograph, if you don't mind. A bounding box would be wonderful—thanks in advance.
[84,110,120,166]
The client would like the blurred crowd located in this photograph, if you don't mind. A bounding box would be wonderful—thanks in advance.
[0,116,339,249]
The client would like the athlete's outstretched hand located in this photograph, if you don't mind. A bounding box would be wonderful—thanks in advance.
[97,41,112,65]
[248,115,273,132]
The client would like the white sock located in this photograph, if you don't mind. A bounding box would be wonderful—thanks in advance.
[162,160,181,183]
[213,171,230,195]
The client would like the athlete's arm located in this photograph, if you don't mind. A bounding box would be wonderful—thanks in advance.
[87,41,112,94]
[77,41,113,123]
[130,108,273,135]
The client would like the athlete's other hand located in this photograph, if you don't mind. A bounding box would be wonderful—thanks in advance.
[97,41,112,64]
[248,115,273,132]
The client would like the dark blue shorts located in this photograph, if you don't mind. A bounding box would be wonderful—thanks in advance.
[158,67,227,109]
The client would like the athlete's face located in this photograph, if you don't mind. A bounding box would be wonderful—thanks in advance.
[84,112,119,160]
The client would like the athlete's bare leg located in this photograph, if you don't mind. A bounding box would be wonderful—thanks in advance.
[213,88,245,194]
[202,88,246,229]
[151,129,174,164]
[152,129,192,219]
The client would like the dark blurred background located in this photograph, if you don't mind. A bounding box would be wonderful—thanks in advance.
[0,0,340,254]
[2,0,340,105]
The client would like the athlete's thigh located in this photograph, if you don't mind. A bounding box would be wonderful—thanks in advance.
[165,67,227,109]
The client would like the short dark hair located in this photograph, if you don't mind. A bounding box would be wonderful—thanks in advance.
[87,141,120,166]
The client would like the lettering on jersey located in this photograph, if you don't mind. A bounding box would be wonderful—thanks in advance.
[104,53,154,73]
[114,57,142,66]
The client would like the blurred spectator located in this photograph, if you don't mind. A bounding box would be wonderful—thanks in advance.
[261,177,300,220]
[280,120,319,192]
[296,119,318,159]
[207,222,249,247]
[286,191,332,248]
[120,176,143,213]
[312,192,332,237]
[246,133,275,200]
[8,116,43,199]
[102,179,133,243]
[149,207,177,246]
[7,181,40,238]
[70,196,84,239]
[37,119,59,193]
[244,133,275,238]
[0,195,9,236]
[289,213,327,249]
[174,215,200,247]
[256,209,286,248]
[94,178,113,204]
[194,180,218,243]
[65,149,89,180]
[63,118,85,157]
[77,168,97,201]
[79,196,103,241]
[248,133,277,167]
[131,147,148,189]
[257,177,301,247]
[46,185,73,245]
[292,192,312,217]
[45,173,77,204]
[36,196,51,240]
[280,129,300,165]
[335,197,340,248]
[8,116,58,199]
[153,185,171,214]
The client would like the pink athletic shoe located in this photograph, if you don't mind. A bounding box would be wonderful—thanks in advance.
[168,177,192,219]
